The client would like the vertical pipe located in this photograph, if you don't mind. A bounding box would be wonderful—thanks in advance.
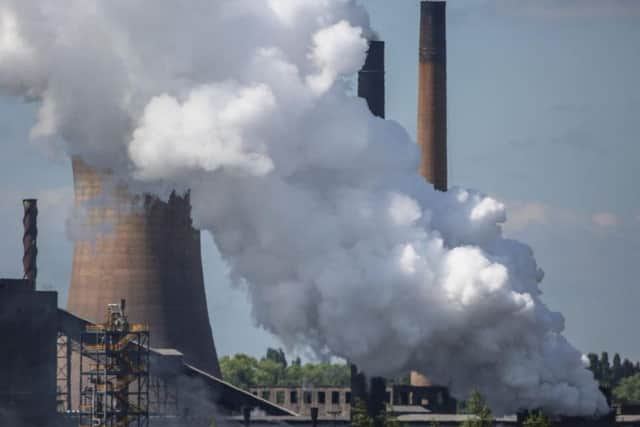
[354,38,388,424]
[243,406,251,427]
[358,40,386,119]
[368,377,387,427]
[412,0,448,387]
[22,198,38,290]
[66,335,72,411]
[417,1,447,191]
[350,363,367,420]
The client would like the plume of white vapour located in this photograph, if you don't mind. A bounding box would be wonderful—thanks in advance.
[0,0,608,416]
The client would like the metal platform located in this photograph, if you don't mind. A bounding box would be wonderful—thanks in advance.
[78,302,150,427]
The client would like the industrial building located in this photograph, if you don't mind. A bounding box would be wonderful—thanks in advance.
[0,278,57,426]
[0,1,632,426]
[248,385,456,418]
[0,200,293,426]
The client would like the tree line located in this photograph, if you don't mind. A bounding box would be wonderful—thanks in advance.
[220,348,350,390]
[586,352,640,404]
[221,348,640,406]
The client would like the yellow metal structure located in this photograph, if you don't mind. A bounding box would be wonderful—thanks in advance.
[79,301,149,427]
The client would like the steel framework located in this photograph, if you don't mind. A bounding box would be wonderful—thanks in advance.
[57,332,72,412]
[79,302,150,427]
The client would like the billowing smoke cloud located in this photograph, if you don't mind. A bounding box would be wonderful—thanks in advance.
[0,0,608,416]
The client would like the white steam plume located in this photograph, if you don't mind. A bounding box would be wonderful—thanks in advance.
[0,0,607,416]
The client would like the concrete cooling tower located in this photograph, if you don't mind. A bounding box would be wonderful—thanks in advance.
[67,158,221,377]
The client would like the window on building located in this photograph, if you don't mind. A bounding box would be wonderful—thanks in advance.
[332,391,340,404]
[290,390,298,404]
[276,391,285,405]
[262,390,271,401]
[304,391,312,405]
[318,391,326,404]
[345,392,352,404]
[385,391,391,403]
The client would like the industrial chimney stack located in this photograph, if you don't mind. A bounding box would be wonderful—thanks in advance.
[410,0,448,388]
[67,158,221,377]
[417,1,447,191]
[358,40,385,119]
[353,40,388,426]
[22,198,38,290]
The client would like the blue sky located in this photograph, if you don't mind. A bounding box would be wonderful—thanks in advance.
[364,0,640,361]
[1,0,639,361]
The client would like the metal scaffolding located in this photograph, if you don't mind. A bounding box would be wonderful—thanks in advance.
[79,301,150,427]
[57,332,72,412]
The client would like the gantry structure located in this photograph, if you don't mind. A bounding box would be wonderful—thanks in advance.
[78,302,150,427]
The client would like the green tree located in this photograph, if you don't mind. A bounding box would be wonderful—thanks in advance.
[612,353,623,385]
[623,359,635,379]
[256,358,286,386]
[320,363,350,387]
[221,349,351,389]
[587,353,600,381]
[351,399,400,427]
[284,359,303,386]
[352,399,374,427]
[381,411,401,427]
[297,362,349,387]
[523,411,551,427]
[600,352,611,386]
[461,391,492,427]
[265,347,288,367]
[219,354,258,389]
[614,374,640,404]
[300,363,325,386]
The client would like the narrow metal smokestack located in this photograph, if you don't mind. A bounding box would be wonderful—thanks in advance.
[67,158,220,377]
[22,198,38,290]
[368,376,387,427]
[358,40,385,119]
[417,1,447,191]
[352,40,388,423]
[349,365,387,426]
[350,364,367,410]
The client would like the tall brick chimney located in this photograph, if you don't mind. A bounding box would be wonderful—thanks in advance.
[417,1,447,191]
[410,0,448,388]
